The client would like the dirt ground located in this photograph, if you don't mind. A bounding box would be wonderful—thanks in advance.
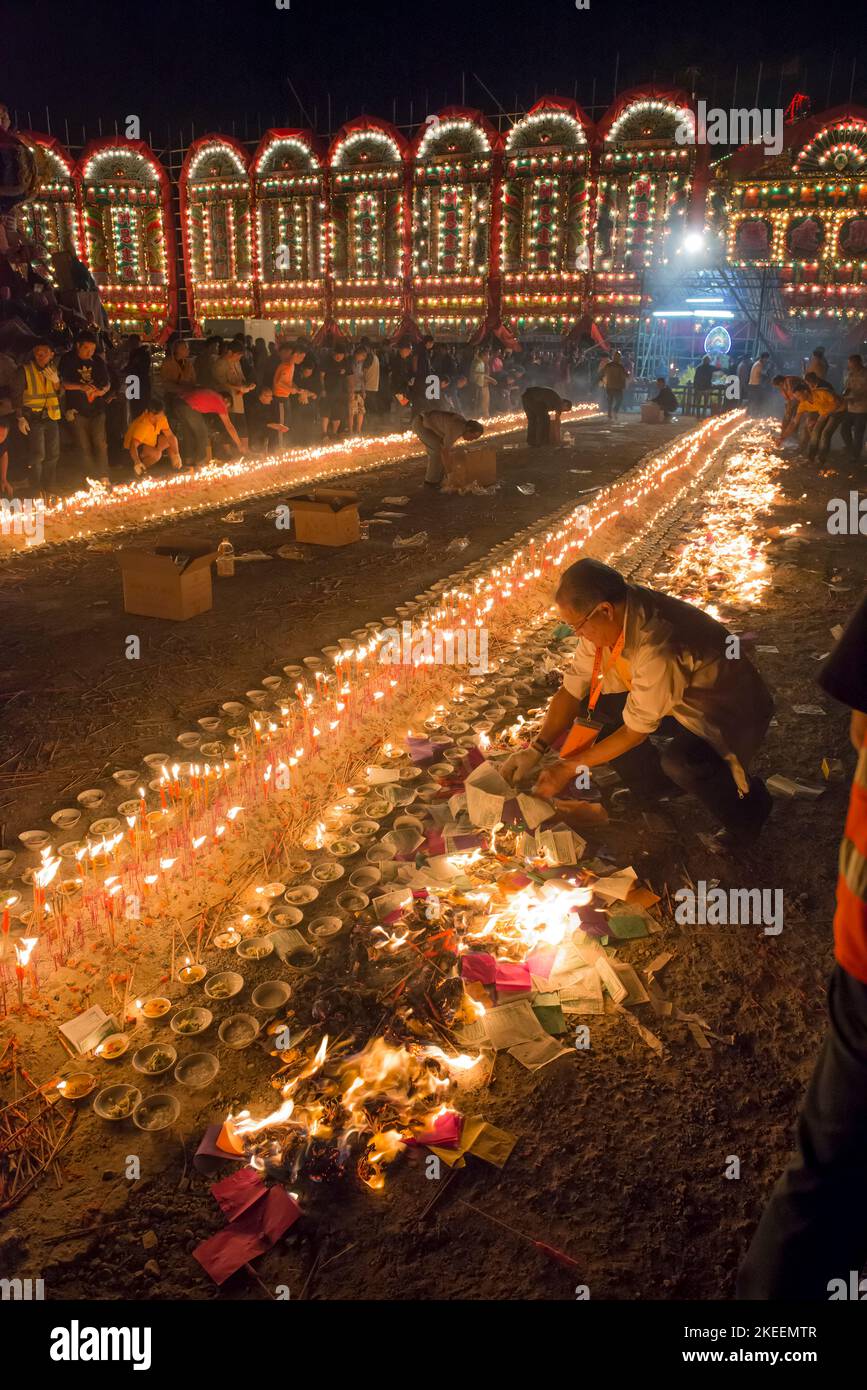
[0,415,863,1302]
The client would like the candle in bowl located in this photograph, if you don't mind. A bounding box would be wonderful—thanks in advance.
[177,959,207,986]
[141,997,172,1020]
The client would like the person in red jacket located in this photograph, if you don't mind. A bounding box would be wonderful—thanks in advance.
[738,589,867,1299]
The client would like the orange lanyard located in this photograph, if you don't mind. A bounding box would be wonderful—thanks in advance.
[587,632,625,712]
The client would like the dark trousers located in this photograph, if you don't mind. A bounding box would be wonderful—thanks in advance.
[170,398,210,465]
[737,965,867,1300]
[25,414,60,492]
[525,402,551,446]
[606,389,623,417]
[70,412,108,472]
[592,692,768,834]
[808,410,843,461]
[841,411,867,462]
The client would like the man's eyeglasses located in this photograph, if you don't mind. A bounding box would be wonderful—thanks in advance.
[571,603,600,635]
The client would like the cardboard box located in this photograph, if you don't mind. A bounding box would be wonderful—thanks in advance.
[446,446,498,488]
[641,401,665,424]
[290,488,360,546]
[118,534,218,620]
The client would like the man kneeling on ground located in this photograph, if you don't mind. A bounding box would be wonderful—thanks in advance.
[411,408,484,488]
[521,386,572,446]
[500,557,774,847]
[124,399,181,475]
[651,377,679,420]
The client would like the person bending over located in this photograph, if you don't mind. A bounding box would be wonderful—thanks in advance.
[411,408,484,488]
[521,386,572,446]
[500,557,774,846]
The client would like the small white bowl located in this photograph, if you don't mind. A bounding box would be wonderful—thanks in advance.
[112,769,140,787]
[77,789,105,809]
[51,809,81,830]
[19,829,51,851]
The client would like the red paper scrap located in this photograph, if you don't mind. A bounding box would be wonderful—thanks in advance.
[211,1166,266,1221]
[460,952,497,984]
[405,1109,464,1149]
[193,1186,302,1285]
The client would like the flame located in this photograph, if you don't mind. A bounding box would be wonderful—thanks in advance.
[14,936,38,968]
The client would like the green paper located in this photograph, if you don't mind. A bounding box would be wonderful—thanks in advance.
[608,913,650,940]
[532,1001,568,1035]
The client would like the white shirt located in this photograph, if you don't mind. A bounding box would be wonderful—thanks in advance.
[562,584,774,791]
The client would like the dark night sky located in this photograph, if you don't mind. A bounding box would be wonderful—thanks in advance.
[2,0,862,145]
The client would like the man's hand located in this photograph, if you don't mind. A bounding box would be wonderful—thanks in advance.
[499,746,543,785]
[534,760,577,799]
[16,416,30,436]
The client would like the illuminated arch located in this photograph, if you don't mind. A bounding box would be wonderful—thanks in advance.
[181,135,253,330]
[329,119,405,171]
[600,88,694,145]
[595,88,694,275]
[79,138,175,340]
[414,110,495,162]
[328,119,406,337]
[505,99,590,153]
[15,132,80,275]
[253,130,325,333]
[795,118,867,174]
[501,99,592,294]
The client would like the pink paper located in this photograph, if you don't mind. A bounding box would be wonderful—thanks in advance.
[525,947,558,979]
[460,952,497,984]
[193,1186,301,1285]
[495,959,533,992]
[405,1109,464,1149]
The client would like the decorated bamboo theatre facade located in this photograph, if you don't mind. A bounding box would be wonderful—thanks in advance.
[14,88,867,345]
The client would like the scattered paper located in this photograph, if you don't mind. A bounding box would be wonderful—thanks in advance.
[517,483,536,495]
[516,792,555,830]
[383,496,410,505]
[591,868,638,901]
[366,765,401,784]
[508,1037,571,1070]
[465,761,513,828]
[766,774,825,800]
[792,705,825,715]
[393,532,428,549]
[483,997,551,1050]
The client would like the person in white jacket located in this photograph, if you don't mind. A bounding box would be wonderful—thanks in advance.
[501,557,774,845]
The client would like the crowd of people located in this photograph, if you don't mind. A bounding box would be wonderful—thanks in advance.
[0,329,578,499]
[3,313,865,502]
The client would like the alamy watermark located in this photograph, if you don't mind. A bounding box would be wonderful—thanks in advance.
[0,497,45,544]
[676,101,784,157]
[378,621,489,675]
[674,880,783,935]
[827,492,867,535]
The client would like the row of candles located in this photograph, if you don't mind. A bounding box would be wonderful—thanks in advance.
[1,409,747,1016]
[1,407,599,552]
